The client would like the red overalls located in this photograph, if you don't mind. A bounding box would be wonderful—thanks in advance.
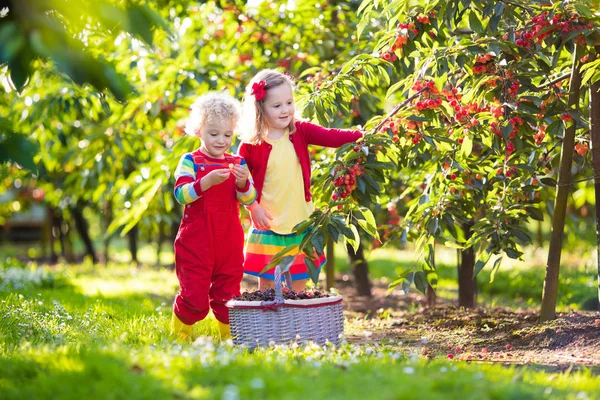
[173,152,245,325]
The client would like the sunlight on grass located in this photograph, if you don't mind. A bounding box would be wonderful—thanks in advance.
[2,261,600,399]
[74,267,177,298]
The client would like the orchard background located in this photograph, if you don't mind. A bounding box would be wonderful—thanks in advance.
[2,0,600,398]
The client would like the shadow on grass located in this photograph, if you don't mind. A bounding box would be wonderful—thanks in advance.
[0,349,181,399]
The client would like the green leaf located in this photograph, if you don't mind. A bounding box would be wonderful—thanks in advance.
[326,223,340,243]
[488,257,502,283]
[356,207,379,239]
[474,247,493,277]
[0,130,39,171]
[345,223,360,253]
[574,3,592,17]
[468,11,484,35]
[501,124,513,140]
[504,247,523,259]
[461,135,473,157]
[311,229,326,255]
[278,255,296,275]
[293,219,313,235]
[259,244,298,274]
[510,228,532,244]
[414,271,428,294]
[386,80,406,98]
[387,268,414,294]
[424,243,435,270]
[540,177,557,187]
[362,173,381,192]
[304,257,320,284]
[526,207,544,221]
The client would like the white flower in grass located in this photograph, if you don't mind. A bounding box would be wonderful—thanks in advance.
[403,366,415,375]
[250,378,265,389]
[440,367,448,373]
[222,384,239,400]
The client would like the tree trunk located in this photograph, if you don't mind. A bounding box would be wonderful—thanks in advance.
[590,69,600,304]
[48,205,58,263]
[346,242,372,297]
[62,220,75,263]
[157,221,165,266]
[53,208,74,263]
[540,45,583,321]
[427,284,436,306]
[102,200,113,266]
[128,225,139,266]
[325,236,335,290]
[458,221,477,308]
[70,204,97,264]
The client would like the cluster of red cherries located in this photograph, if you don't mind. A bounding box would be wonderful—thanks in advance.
[234,289,331,301]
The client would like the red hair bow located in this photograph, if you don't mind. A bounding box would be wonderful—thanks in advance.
[251,80,267,101]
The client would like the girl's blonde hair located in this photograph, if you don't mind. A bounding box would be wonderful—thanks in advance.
[239,69,296,144]
[184,91,241,137]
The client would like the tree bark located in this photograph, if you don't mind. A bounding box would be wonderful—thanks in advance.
[590,67,600,304]
[157,220,165,266]
[102,200,113,266]
[70,204,97,264]
[52,207,74,263]
[48,205,58,263]
[458,221,477,308]
[346,242,372,297]
[128,224,139,266]
[325,236,335,290]
[427,284,436,306]
[540,45,583,321]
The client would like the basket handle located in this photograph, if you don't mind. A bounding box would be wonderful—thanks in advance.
[274,264,293,302]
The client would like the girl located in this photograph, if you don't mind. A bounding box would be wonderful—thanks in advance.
[171,92,257,342]
[238,69,362,293]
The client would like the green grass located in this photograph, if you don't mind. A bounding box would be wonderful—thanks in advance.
[3,236,598,312]
[1,262,600,399]
[332,245,599,311]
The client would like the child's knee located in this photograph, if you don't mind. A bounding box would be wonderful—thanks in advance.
[182,293,210,318]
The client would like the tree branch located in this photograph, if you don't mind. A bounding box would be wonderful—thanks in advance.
[371,88,427,134]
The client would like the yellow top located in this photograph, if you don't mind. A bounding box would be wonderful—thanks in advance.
[261,130,313,234]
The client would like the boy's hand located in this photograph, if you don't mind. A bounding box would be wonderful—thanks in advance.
[230,164,250,188]
[201,169,230,191]
[248,203,273,230]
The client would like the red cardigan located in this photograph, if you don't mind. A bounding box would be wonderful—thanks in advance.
[238,120,362,203]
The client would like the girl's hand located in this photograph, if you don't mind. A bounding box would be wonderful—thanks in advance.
[201,169,230,191]
[231,164,250,188]
[248,203,273,230]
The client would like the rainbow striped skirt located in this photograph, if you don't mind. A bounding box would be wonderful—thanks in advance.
[243,228,326,281]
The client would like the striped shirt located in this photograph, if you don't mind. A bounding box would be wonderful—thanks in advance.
[173,152,257,206]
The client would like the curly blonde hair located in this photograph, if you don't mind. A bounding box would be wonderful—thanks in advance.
[184,91,241,137]
[239,69,297,144]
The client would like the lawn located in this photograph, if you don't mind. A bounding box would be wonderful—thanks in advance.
[1,247,600,399]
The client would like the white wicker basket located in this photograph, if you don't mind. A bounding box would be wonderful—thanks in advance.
[226,266,344,348]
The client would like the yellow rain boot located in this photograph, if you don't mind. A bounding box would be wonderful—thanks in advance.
[218,321,231,340]
[170,313,193,343]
